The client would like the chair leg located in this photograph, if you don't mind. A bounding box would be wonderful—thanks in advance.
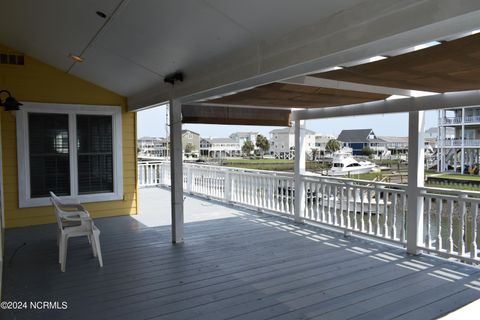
[58,233,64,264]
[91,234,97,257]
[87,234,92,244]
[61,236,69,272]
[93,232,103,268]
[57,229,60,246]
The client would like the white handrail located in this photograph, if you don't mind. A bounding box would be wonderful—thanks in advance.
[138,161,480,264]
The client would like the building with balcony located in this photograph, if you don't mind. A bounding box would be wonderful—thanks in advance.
[200,137,241,158]
[313,133,336,158]
[181,130,200,157]
[338,129,388,157]
[137,136,169,158]
[229,131,260,150]
[438,107,480,173]
[269,127,316,159]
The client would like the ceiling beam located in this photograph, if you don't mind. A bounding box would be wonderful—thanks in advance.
[292,90,480,120]
[182,104,291,126]
[128,0,480,111]
[280,76,416,97]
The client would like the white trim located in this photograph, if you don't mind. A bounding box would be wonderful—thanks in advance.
[280,76,414,97]
[292,90,480,120]
[16,102,123,208]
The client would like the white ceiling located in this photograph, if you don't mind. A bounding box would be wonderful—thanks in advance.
[1,0,479,110]
[0,0,365,96]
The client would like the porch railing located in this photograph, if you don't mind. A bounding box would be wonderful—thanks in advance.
[439,139,480,147]
[138,161,480,263]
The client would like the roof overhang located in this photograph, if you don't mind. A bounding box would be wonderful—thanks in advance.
[182,104,291,126]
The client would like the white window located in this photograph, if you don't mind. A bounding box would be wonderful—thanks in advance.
[17,102,123,208]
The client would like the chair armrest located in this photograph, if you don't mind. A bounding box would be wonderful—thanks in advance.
[59,211,89,219]
[61,216,82,222]
[58,203,87,212]
[60,198,81,205]
[61,213,92,222]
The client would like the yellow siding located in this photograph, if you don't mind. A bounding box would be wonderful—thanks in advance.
[0,44,137,228]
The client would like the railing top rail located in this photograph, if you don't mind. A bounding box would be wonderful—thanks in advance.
[186,162,295,176]
[302,172,407,189]
[421,186,480,199]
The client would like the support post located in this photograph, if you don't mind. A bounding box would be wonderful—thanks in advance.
[294,120,306,223]
[461,107,465,174]
[170,100,184,243]
[437,110,441,172]
[407,111,425,255]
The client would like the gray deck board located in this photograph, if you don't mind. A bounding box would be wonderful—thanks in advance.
[3,187,480,320]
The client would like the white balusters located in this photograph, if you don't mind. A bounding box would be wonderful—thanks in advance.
[471,203,478,259]
[368,189,373,234]
[425,196,432,248]
[391,192,397,240]
[459,194,467,256]
[447,199,454,253]
[383,191,389,238]
[436,199,442,251]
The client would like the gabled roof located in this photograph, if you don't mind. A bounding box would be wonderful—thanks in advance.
[269,127,315,135]
[213,138,237,144]
[337,129,379,143]
[379,136,408,143]
[229,131,259,136]
[181,129,200,136]
[206,138,238,144]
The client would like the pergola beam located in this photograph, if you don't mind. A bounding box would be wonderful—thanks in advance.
[292,90,480,120]
[280,76,414,97]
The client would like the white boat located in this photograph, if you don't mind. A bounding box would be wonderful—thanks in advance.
[329,151,377,176]
[309,189,389,215]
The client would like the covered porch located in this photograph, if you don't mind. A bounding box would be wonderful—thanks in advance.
[3,2,480,319]
[3,187,480,320]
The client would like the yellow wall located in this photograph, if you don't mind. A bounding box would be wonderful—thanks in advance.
[0,44,137,228]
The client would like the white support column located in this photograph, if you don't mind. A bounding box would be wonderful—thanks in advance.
[437,110,440,173]
[170,100,184,243]
[454,149,458,172]
[294,120,306,223]
[461,108,465,175]
[441,110,447,172]
[407,111,425,255]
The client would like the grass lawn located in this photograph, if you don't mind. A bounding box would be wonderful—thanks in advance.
[223,159,293,164]
[426,183,480,192]
[434,173,480,182]
[223,159,329,171]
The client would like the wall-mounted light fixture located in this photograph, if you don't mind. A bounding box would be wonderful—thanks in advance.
[0,90,22,111]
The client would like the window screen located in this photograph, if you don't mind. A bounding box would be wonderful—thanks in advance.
[28,113,70,198]
[77,115,114,194]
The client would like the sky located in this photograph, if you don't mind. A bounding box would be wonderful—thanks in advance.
[136,104,438,138]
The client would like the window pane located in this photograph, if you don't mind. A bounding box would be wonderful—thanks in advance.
[28,113,70,198]
[77,115,113,194]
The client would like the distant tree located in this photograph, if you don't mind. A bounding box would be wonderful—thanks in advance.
[242,140,255,157]
[184,143,194,154]
[255,135,270,158]
[362,146,374,158]
[311,148,319,161]
[325,139,341,154]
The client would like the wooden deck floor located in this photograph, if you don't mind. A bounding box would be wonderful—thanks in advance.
[3,188,480,319]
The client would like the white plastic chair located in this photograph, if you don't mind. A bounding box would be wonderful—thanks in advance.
[49,192,90,242]
[50,192,103,272]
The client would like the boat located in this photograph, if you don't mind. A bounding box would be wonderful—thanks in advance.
[329,151,377,176]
